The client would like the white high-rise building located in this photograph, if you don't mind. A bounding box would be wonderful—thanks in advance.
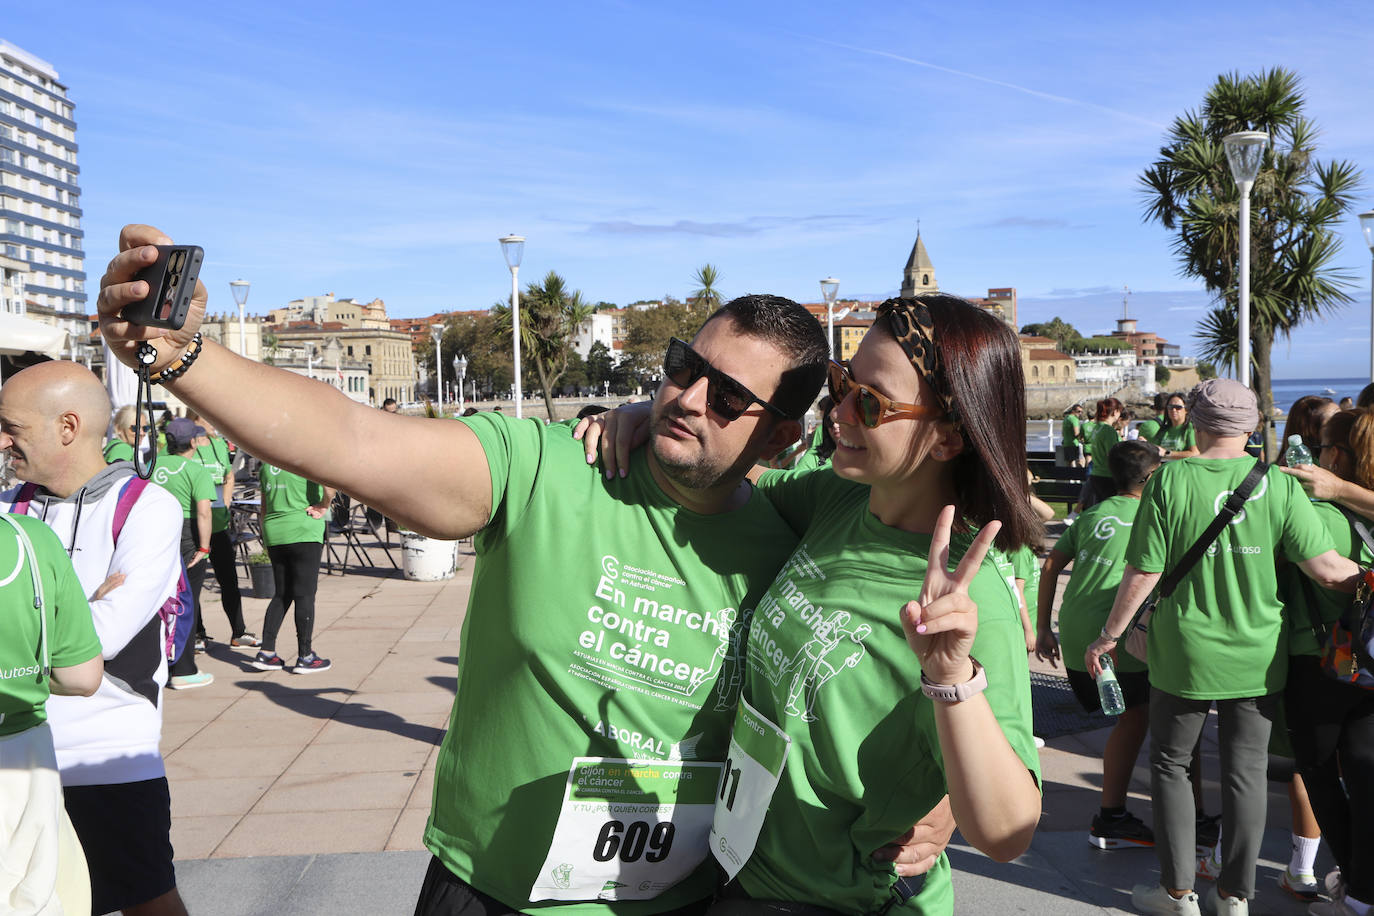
[0,39,84,321]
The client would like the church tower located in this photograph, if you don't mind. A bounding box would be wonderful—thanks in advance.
[900,229,938,298]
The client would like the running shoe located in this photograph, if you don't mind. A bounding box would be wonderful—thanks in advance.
[1088,810,1154,849]
[1195,812,1221,857]
[168,672,215,690]
[1197,846,1222,882]
[1132,884,1201,916]
[230,632,262,648]
[1278,868,1321,902]
[194,637,207,651]
[1203,885,1248,915]
[292,653,331,674]
[250,652,285,671]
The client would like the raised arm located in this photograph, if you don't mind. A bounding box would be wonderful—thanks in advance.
[97,225,490,539]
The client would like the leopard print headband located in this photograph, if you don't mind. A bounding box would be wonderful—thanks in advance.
[875,297,960,428]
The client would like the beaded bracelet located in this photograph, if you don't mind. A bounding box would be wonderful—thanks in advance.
[148,333,204,385]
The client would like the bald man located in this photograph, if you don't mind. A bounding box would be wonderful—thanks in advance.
[0,361,191,916]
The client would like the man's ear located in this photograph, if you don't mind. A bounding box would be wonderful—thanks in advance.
[759,418,803,460]
[56,410,82,446]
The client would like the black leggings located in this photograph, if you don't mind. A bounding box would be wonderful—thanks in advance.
[261,541,323,658]
[1285,654,1374,900]
[206,528,246,636]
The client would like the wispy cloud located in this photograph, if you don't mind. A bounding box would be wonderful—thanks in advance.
[977,216,1082,230]
[585,214,869,237]
[1044,286,1115,297]
[809,38,1166,130]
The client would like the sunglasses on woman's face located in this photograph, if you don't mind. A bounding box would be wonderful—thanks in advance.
[662,337,789,422]
[826,361,942,429]
[1166,403,1185,411]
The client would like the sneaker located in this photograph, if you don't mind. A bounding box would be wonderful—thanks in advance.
[292,653,331,674]
[1279,867,1322,902]
[168,672,214,690]
[1202,886,1248,915]
[1195,812,1221,857]
[250,652,285,671]
[230,632,262,648]
[1034,735,1046,749]
[1325,868,1345,899]
[1197,846,1222,881]
[1132,883,1201,916]
[194,637,207,651]
[1089,810,1154,849]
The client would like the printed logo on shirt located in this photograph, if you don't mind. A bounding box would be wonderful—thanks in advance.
[1091,515,1133,541]
[569,554,750,725]
[152,462,187,486]
[1212,474,1269,526]
[748,546,873,723]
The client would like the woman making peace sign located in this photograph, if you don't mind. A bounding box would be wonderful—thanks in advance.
[585,295,1042,915]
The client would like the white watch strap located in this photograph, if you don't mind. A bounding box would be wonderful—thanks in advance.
[920,658,987,703]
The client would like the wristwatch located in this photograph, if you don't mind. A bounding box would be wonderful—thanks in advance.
[1099,626,1120,642]
[920,658,987,703]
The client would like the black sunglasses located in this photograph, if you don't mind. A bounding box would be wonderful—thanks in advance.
[662,337,789,422]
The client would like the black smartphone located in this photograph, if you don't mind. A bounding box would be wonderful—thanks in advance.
[120,245,204,330]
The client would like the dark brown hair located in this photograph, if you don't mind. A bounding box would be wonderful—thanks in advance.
[700,294,829,419]
[1323,408,1374,489]
[1280,395,1336,466]
[894,294,1041,553]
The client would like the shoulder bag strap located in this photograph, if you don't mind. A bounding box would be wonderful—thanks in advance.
[7,481,39,516]
[111,475,150,544]
[0,513,48,679]
[1157,459,1269,598]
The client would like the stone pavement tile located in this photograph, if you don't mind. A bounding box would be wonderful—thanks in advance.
[162,719,207,753]
[386,807,430,852]
[170,774,275,817]
[310,715,445,746]
[328,618,416,632]
[214,809,399,858]
[256,770,417,812]
[288,740,432,775]
[339,691,456,718]
[166,741,302,779]
[179,716,326,749]
[406,766,436,809]
[171,814,240,861]
[163,694,238,723]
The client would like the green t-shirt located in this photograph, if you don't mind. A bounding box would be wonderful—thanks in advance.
[424,414,802,915]
[104,439,134,464]
[260,464,326,547]
[152,453,215,520]
[1088,423,1120,478]
[1051,496,1146,673]
[1281,502,1374,657]
[192,437,234,532]
[792,425,828,473]
[1080,419,1098,443]
[1151,423,1196,453]
[0,514,102,738]
[1125,458,1333,698]
[740,469,1040,915]
[1061,414,1081,444]
[1011,545,1040,614]
[1136,418,1161,442]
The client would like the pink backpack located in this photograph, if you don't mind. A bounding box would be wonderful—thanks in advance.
[9,478,194,663]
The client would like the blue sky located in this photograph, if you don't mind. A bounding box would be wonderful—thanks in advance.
[7,0,1373,378]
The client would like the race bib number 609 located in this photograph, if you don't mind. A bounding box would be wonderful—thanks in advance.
[529,758,722,902]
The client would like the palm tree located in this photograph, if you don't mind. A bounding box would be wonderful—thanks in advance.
[493,270,593,421]
[1139,67,1361,457]
[689,264,723,315]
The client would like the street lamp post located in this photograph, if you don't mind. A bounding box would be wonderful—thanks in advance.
[229,279,250,357]
[820,278,839,360]
[431,325,444,414]
[453,354,467,414]
[1223,130,1268,388]
[500,235,525,418]
[1360,210,1374,383]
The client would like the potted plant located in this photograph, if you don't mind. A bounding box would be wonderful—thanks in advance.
[247,551,275,598]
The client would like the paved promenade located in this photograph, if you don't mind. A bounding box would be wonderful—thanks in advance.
[160,537,1333,916]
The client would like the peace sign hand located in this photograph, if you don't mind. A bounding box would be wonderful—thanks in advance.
[900,505,1001,686]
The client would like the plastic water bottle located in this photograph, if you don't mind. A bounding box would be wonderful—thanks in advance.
[1096,653,1126,717]
[1284,435,1314,467]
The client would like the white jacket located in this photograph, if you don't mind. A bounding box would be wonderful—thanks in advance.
[2,462,182,786]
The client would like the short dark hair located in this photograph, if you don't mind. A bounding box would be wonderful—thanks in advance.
[1108,440,1162,491]
[1358,383,1374,410]
[381,398,398,409]
[698,294,828,419]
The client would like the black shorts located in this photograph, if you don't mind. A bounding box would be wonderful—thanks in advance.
[413,857,710,916]
[1066,666,1150,714]
[64,777,177,914]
